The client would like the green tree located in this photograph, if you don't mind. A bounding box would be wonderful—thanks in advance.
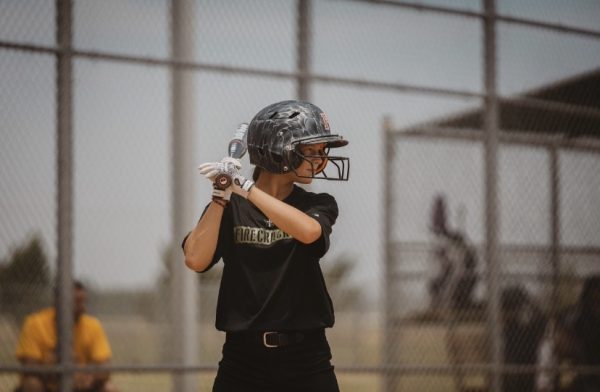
[0,235,52,324]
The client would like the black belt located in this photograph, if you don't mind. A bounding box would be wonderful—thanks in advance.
[226,329,325,348]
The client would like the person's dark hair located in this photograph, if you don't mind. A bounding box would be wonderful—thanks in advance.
[252,167,261,182]
[74,280,85,291]
[53,279,86,298]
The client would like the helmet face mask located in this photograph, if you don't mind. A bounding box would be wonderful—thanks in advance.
[291,146,350,181]
[247,100,350,181]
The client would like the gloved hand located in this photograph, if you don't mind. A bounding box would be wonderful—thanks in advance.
[198,157,241,181]
[198,157,255,200]
[210,182,232,204]
[231,172,255,199]
[198,158,239,205]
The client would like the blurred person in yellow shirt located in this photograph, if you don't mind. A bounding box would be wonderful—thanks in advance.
[15,281,118,392]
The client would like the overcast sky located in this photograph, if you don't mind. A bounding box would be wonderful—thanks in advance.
[1,1,600,304]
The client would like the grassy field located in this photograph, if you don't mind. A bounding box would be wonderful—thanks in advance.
[0,314,489,391]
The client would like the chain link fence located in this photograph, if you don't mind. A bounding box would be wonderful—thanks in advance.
[1,1,600,391]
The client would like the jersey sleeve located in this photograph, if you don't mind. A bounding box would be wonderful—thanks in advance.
[304,192,339,258]
[206,202,233,271]
[87,318,112,363]
[15,315,44,362]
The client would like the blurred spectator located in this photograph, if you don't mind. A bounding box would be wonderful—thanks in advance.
[428,194,478,311]
[535,318,560,392]
[501,285,547,392]
[14,281,118,392]
[557,275,600,392]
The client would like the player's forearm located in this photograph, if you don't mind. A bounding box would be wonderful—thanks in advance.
[247,187,321,244]
[184,202,224,271]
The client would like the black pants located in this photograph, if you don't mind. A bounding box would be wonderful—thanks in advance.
[213,329,340,392]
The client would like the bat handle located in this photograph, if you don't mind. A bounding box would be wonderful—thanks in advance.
[213,123,248,190]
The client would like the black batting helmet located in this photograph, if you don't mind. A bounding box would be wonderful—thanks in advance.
[247,100,349,180]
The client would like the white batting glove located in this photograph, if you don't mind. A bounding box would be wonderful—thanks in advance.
[213,157,254,198]
[198,159,235,205]
[220,157,242,171]
[211,182,232,203]
[198,157,242,179]
[232,174,255,199]
[198,161,219,180]
[198,157,253,201]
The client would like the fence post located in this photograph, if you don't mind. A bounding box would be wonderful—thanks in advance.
[296,0,312,101]
[382,116,399,392]
[170,1,199,391]
[55,0,75,391]
[483,1,503,391]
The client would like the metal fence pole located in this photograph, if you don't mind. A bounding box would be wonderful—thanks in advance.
[296,0,312,101]
[549,147,561,316]
[55,0,75,391]
[382,117,397,392]
[483,1,503,391]
[170,1,198,391]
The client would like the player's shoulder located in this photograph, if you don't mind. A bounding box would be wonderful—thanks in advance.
[293,184,336,202]
[21,308,54,332]
[293,186,339,217]
[79,313,104,329]
[27,307,54,323]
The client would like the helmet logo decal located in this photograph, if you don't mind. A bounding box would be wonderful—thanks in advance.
[320,112,330,131]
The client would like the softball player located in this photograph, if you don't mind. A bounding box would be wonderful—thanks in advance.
[182,100,349,392]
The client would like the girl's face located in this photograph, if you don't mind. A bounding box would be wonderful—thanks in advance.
[293,143,328,183]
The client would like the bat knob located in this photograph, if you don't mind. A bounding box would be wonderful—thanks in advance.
[214,173,232,189]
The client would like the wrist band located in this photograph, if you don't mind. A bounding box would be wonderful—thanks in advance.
[241,180,254,192]
[212,198,228,208]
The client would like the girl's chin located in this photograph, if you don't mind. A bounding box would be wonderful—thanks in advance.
[295,176,313,184]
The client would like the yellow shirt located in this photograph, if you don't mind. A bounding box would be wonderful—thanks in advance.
[15,307,112,365]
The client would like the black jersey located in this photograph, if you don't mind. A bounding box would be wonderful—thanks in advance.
[184,185,339,332]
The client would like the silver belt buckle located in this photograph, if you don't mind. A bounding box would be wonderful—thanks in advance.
[263,331,278,348]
